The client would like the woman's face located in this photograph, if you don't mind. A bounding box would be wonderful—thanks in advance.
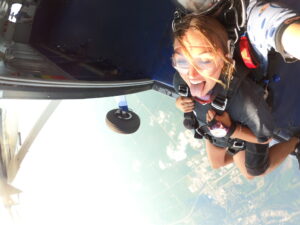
[173,27,224,100]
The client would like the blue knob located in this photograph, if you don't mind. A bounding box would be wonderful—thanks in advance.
[273,74,280,82]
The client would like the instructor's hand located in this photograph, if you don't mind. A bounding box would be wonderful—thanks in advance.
[206,109,232,127]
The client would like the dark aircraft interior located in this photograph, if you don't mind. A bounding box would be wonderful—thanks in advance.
[30,0,175,83]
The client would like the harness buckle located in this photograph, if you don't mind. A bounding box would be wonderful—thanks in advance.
[232,140,245,149]
[195,127,203,135]
[178,85,189,97]
[227,139,245,156]
[211,96,228,112]
[194,127,204,139]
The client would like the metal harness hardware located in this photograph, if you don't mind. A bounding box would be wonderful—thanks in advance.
[232,139,245,149]
[227,139,246,155]
[178,84,189,97]
[195,126,212,141]
[195,127,204,139]
[211,95,228,112]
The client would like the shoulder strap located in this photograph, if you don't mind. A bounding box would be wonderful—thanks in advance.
[211,91,228,115]
[211,64,250,114]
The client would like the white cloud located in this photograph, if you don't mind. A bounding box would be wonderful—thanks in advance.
[242,214,260,225]
[261,210,291,223]
[149,110,170,126]
[158,160,172,170]
[166,143,187,162]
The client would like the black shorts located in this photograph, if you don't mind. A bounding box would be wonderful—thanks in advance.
[245,142,270,176]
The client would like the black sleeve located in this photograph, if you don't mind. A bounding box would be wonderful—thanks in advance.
[228,78,273,176]
[228,78,274,143]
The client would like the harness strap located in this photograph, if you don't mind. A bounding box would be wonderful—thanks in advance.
[266,50,282,83]
[198,66,249,145]
[177,84,201,130]
[211,94,228,114]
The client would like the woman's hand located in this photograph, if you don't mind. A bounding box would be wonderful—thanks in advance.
[206,109,232,128]
[176,96,195,113]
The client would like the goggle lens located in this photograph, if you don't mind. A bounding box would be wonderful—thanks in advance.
[172,56,215,74]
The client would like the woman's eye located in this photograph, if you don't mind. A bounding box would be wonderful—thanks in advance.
[197,59,212,65]
[176,59,189,68]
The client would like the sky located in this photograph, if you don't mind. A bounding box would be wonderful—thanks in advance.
[1,91,300,225]
[0,96,153,225]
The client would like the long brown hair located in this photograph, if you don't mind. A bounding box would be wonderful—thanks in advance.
[173,14,235,87]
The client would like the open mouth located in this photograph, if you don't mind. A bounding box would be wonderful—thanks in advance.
[190,81,206,98]
[195,94,211,102]
[190,80,203,85]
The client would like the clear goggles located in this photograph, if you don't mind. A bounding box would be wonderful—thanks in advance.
[172,54,216,75]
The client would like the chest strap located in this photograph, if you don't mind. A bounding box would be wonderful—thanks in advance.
[211,94,228,114]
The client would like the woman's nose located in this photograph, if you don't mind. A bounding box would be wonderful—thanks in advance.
[188,65,204,80]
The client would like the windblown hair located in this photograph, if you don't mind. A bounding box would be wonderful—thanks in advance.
[173,14,235,87]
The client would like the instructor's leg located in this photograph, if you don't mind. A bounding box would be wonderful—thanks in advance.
[233,137,299,179]
[265,137,299,174]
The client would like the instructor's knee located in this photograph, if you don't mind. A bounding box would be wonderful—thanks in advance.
[242,172,255,180]
[246,166,268,179]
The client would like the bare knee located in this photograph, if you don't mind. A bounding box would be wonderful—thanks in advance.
[210,162,225,169]
[246,167,268,179]
[210,164,221,170]
[242,173,255,180]
[242,168,268,180]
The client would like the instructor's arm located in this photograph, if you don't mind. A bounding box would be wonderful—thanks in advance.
[282,22,300,60]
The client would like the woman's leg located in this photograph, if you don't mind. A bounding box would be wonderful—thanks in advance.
[233,151,254,180]
[205,139,233,169]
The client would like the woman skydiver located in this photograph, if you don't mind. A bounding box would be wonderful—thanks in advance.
[172,1,300,179]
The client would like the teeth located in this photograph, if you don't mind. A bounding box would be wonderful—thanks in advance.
[190,80,203,84]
